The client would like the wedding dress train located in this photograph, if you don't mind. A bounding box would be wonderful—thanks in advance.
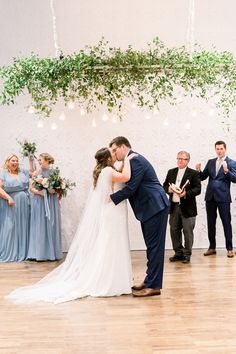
[6,167,132,304]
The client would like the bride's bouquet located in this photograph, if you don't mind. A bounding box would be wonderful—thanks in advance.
[32,167,76,198]
[17,139,37,159]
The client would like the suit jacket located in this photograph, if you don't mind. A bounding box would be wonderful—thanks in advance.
[163,166,201,218]
[199,156,236,203]
[110,151,169,222]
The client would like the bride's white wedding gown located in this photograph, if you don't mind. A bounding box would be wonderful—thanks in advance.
[6,167,132,304]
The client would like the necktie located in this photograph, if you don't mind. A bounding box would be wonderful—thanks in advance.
[216,158,222,175]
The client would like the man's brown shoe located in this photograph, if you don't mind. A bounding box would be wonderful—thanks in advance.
[132,288,161,297]
[203,249,216,256]
[227,250,234,258]
[132,282,145,291]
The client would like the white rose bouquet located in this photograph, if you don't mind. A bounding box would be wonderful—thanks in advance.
[32,175,49,191]
[32,167,76,198]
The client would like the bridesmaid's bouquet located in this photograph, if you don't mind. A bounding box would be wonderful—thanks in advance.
[32,167,76,198]
[47,167,76,197]
[32,175,50,191]
[17,139,37,159]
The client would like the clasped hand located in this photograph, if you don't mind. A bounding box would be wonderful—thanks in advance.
[168,186,186,198]
[222,161,228,173]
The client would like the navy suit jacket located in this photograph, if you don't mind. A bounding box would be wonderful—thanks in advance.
[200,156,236,202]
[110,151,169,222]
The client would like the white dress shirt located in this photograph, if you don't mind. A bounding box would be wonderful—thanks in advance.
[216,156,226,175]
[172,167,187,203]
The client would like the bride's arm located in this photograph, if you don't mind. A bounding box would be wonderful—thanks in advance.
[111,154,137,183]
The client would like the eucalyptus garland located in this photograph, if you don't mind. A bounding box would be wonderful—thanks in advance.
[0,38,236,117]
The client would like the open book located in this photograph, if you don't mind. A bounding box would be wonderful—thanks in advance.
[169,179,190,194]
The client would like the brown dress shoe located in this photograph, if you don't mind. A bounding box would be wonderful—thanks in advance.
[132,288,161,297]
[132,282,145,291]
[203,249,216,256]
[227,250,234,258]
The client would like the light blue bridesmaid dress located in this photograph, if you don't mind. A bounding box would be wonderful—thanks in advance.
[27,168,62,261]
[0,169,30,262]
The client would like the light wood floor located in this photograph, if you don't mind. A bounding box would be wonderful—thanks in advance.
[1,249,236,354]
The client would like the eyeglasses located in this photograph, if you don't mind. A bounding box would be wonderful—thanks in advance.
[177,158,189,161]
[112,146,120,153]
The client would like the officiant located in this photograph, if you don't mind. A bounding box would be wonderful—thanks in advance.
[163,151,201,264]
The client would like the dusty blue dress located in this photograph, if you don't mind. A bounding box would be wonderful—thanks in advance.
[27,168,62,261]
[0,169,30,262]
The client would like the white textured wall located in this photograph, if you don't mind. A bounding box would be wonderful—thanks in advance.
[0,0,236,250]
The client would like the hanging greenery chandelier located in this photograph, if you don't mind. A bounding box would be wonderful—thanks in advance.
[0,38,236,117]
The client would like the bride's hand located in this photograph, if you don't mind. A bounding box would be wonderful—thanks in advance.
[126,153,138,161]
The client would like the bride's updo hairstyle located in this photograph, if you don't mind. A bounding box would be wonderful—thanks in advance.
[39,153,55,165]
[93,147,112,188]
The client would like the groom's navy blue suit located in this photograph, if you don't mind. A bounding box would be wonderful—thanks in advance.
[200,156,236,250]
[110,151,169,290]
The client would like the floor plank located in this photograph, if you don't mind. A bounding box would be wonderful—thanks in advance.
[1,249,236,354]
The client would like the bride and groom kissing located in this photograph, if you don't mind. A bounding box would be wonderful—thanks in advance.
[7,136,169,304]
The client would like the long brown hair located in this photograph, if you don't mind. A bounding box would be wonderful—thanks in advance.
[93,147,112,188]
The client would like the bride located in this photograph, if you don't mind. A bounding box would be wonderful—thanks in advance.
[6,147,136,304]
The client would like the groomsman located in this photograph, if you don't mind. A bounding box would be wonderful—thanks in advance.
[196,141,236,258]
[163,151,201,263]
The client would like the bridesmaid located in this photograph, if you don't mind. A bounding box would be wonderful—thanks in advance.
[27,153,62,261]
[0,154,30,262]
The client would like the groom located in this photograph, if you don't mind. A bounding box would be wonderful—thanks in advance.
[110,136,169,297]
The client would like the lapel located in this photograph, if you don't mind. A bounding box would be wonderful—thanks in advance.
[215,156,228,177]
[210,158,218,178]
[171,168,178,183]
[128,149,134,157]
[172,167,189,187]
[180,167,190,188]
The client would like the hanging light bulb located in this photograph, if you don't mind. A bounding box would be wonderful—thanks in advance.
[185,122,191,130]
[191,110,197,117]
[112,116,117,124]
[67,100,75,110]
[28,106,35,114]
[208,109,215,117]
[153,108,159,115]
[163,119,169,126]
[80,108,86,116]
[51,122,57,130]
[37,120,44,128]
[102,113,109,121]
[92,118,97,127]
[59,112,66,121]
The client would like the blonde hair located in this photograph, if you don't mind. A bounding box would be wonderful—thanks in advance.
[3,154,20,173]
[39,153,55,165]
